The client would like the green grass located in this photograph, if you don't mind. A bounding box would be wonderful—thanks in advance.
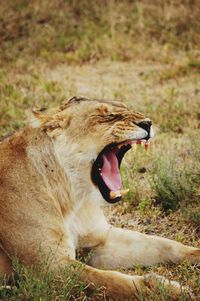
[0,0,200,300]
[150,135,200,222]
[0,260,101,301]
[151,153,195,211]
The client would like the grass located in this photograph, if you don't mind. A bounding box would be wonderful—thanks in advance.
[0,263,193,301]
[0,0,200,300]
[152,156,194,211]
[1,0,200,66]
[0,260,102,301]
[150,137,198,212]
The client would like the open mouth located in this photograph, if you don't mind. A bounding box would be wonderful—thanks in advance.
[91,139,149,203]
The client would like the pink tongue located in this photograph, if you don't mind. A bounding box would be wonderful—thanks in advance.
[101,151,122,191]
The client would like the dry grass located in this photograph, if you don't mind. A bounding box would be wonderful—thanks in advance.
[0,1,200,300]
[1,0,200,65]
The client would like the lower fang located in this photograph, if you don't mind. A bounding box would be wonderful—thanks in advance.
[110,189,129,199]
[120,189,130,196]
[110,191,121,199]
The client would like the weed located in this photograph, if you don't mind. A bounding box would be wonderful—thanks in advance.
[183,207,200,229]
[151,156,194,211]
[150,135,200,218]
[138,198,152,214]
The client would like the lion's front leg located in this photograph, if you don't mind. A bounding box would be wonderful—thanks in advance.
[80,265,184,300]
[89,227,200,269]
[47,248,185,300]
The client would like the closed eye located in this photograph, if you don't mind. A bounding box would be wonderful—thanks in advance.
[107,114,124,121]
[94,114,124,123]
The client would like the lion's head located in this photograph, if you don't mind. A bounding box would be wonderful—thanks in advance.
[30,97,154,204]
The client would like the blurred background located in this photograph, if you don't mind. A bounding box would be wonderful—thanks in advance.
[0,1,200,299]
[1,0,200,64]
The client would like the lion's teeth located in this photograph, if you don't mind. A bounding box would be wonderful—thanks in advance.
[110,189,129,199]
[131,143,137,152]
[120,189,130,196]
[145,142,149,150]
[110,191,121,199]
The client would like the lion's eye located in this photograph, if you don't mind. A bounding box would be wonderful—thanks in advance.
[107,113,123,122]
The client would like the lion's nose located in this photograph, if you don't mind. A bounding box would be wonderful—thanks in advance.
[137,120,152,134]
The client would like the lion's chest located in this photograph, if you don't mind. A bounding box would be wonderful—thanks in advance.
[63,200,109,251]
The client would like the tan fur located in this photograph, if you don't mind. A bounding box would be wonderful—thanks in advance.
[0,97,199,299]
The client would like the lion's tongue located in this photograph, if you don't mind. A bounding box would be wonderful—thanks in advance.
[102,151,122,191]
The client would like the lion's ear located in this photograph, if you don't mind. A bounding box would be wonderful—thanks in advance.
[26,109,42,128]
[27,108,71,130]
[26,108,59,129]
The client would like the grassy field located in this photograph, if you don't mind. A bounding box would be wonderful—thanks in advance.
[0,0,200,300]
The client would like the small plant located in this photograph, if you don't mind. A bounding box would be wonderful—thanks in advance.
[183,206,200,229]
[151,156,194,212]
[138,198,152,214]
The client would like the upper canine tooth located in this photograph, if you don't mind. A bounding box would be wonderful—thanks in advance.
[145,142,149,150]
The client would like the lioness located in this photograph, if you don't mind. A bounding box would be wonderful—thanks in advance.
[0,97,199,299]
